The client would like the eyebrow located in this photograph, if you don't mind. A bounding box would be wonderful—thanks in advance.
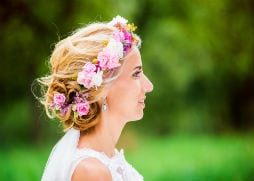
[133,66,142,70]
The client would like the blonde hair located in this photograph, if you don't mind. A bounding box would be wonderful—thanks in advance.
[37,22,141,132]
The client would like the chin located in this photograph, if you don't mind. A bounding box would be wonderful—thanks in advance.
[124,108,144,122]
[136,113,144,120]
[129,112,144,122]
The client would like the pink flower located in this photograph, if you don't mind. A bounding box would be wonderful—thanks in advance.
[98,48,120,70]
[113,32,125,42]
[76,102,90,116]
[82,62,96,73]
[53,93,66,107]
[77,71,96,89]
[107,56,121,69]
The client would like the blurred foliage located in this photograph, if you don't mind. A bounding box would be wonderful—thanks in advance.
[0,0,254,143]
[0,134,253,181]
[139,0,254,134]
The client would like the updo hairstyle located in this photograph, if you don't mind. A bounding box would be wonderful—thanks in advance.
[37,22,140,132]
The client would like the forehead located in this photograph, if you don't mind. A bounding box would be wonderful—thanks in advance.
[122,47,142,72]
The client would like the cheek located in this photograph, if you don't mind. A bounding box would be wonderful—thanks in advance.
[122,80,141,100]
[108,80,141,111]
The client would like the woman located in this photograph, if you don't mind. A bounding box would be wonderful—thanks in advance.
[38,15,153,181]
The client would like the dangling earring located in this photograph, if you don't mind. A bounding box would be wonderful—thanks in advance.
[102,99,107,111]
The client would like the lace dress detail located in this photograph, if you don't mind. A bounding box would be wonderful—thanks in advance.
[69,148,144,181]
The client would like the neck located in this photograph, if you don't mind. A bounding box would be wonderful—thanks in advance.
[78,113,126,157]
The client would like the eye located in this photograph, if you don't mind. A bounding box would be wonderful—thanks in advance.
[132,71,142,78]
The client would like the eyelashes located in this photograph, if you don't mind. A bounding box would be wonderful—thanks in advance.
[132,71,142,78]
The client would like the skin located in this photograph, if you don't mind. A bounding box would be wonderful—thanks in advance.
[72,47,153,181]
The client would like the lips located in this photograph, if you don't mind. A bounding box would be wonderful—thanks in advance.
[138,97,146,108]
[138,96,146,103]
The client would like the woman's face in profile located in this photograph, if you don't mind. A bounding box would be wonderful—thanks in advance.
[106,47,153,122]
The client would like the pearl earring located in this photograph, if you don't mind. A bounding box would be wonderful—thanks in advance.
[102,99,107,111]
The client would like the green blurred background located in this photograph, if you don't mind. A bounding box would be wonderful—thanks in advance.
[0,0,254,180]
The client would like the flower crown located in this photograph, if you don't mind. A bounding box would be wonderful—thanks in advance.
[50,15,138,118]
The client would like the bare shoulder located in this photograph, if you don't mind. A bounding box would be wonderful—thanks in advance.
[71,157,112,181]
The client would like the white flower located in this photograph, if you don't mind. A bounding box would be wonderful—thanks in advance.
[109,15,128,26]
[92,71,103,87]
[106,39,124,59]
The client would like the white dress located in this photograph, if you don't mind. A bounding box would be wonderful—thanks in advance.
[41,128,143,181]
[69,148,143,181]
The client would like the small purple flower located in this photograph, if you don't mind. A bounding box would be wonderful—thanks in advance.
[124,44,131,53]
[74,92,88,104]
[60,105,70,116]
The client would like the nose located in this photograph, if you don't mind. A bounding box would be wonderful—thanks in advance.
[142,74,153,93]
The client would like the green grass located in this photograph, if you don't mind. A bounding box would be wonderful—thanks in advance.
[125,134,254,181]
[0,134,253,181]
[0,144,51,181]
